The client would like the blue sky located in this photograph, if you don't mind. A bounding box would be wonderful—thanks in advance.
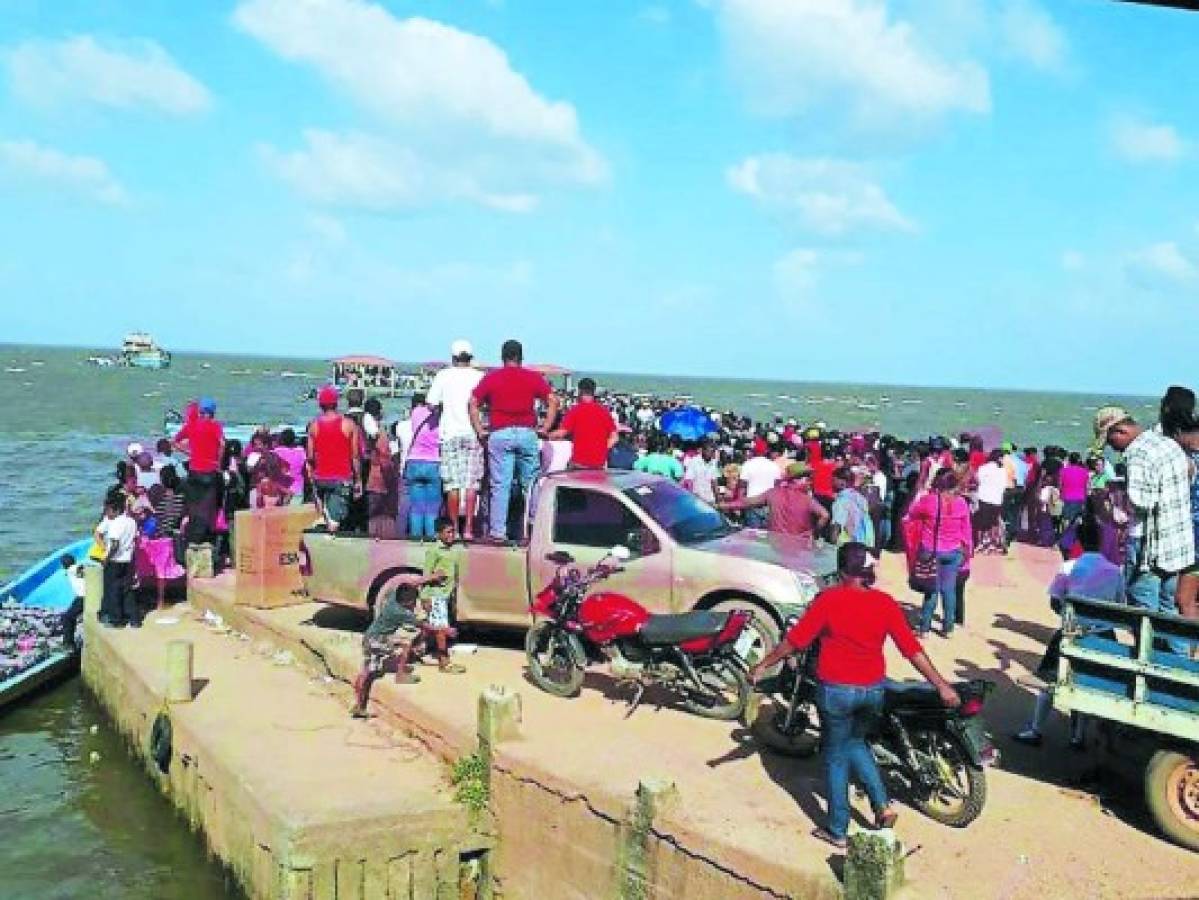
[1,0,1197,393]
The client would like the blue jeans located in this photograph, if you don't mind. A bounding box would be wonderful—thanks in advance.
[817,682,888,839]
[744,506,768,529]
[487,427,541,540]
[405,460,442,538]
[921,548,964,635]
[1125,535,1186,655]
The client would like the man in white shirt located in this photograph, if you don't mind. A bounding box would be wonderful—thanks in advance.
[739,448,781,528]
[426,340,485,541]
[975,448,1009,553]
[683,444,720,503]
[97,496,139,628]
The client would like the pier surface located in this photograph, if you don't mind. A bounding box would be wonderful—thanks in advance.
[88,543,1199,899]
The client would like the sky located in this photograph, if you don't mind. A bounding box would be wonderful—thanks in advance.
[1,0,1198,394]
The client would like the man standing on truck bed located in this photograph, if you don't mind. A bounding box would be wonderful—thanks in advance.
[549,377,617,470]
[426,339,485,541]
[1094,406,1194,654]
[470,339,559,543]
[307,385,362,533]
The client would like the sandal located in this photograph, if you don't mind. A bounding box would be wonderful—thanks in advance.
[349,704,369,719]
[439,662,467,674]
[394,671,421,685]
[810,827,847,850]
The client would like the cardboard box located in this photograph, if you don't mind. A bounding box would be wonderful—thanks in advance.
[233,504,318,608]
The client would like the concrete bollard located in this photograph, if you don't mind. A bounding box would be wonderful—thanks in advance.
[844,829,905,900]
[165,640,195,703]
[619,777,679,900]
[477,686,521,749]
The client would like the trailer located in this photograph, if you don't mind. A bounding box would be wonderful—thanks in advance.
[1054,596,1199,851]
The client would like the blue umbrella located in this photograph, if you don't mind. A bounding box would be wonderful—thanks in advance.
[658,406,719,442]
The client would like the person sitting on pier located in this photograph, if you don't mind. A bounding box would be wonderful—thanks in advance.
[351,570,448,718]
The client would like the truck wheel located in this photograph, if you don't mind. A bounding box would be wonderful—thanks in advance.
[1145,749,1199,852]
[709,598,780,669]
[525,622,585,698]
[366,568,422,614]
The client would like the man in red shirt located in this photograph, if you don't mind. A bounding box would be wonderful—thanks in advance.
[469,340,559,542]
[549,377,616,469]
[718,462,829,544]
[749,542,959,848]
[173,397,225,543]
[306,385,361,532]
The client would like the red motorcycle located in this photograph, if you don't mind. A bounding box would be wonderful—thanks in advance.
[524,546,753,720]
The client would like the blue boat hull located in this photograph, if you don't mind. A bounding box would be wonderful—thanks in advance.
[1,537,92,713]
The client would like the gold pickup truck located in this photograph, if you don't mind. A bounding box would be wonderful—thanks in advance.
[298,470,837,658]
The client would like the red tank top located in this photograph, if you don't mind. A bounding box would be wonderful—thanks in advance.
[312,416,353,481]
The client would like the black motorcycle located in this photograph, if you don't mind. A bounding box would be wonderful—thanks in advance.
[753,646,998,827]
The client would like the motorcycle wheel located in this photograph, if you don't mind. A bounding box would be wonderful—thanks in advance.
[907,731,987,828]
[524,622,585,698]
[751,700,819,758]
[679,659,750,721]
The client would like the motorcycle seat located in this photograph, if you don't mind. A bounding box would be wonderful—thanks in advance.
[882,681,943,710]
[640,611,728,646]
[883,680,976,711]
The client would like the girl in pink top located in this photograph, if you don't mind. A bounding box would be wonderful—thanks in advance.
[905,469,973,637]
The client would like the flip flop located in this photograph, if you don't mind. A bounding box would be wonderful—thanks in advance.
[439,663,467,674]
[810,827,847,850]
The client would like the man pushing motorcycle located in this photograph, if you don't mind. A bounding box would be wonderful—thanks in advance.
[749,542,961,849]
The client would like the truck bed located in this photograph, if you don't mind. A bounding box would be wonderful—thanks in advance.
[1054,596,1199,743]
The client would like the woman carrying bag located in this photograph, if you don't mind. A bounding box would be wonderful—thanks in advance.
[904,469,973,637]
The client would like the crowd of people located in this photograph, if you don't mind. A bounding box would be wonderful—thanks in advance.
[73,332,1199,852]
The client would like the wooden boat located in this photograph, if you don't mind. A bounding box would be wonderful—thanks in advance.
[0,538,91,712]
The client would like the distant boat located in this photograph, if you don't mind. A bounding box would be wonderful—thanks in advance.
[119,332,171,370]
[86,355,116,367]
[4,367,26,373]
[200,362,212,369]
[0,538,90,712]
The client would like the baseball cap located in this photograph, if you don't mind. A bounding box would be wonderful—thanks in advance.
[1093,405,1132,452]
[317,384,339,407]
[126,441,143,458]
[198,397,216,415]
[451,339,473,358]
[786,461,811,480]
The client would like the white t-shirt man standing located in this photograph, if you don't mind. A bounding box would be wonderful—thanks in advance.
[426,340,486,539]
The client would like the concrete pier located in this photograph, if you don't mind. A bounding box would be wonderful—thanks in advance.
[81,540,1199,900]
[82,607,495,899]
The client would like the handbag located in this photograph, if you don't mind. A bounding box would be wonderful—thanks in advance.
[909,495,943,593]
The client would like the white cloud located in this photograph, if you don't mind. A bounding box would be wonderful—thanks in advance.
[262,130,544,214]
[712,0,990,130]
[234,0,605,212]
[998,1,1067,72]
[637,5,672,26]
[1125,241,1197,290]
[1060,250,1085,272]
[728,154,915,236]
[1110,115,1185,164]
[773,247,862,299]
[3,36,211,115]
[0,139,128,206]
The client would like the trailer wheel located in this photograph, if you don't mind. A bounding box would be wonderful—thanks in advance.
[1145,749,1199,852]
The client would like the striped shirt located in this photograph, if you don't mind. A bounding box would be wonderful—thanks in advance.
[1124,429,1194,573]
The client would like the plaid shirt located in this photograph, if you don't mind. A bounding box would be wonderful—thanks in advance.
[1124,429,1195,573]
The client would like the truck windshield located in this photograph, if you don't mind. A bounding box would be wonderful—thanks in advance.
[623,482,734,544]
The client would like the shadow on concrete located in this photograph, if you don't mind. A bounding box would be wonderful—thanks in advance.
[190,677,210,699]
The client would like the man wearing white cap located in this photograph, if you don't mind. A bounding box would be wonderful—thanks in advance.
[426,340,485,540]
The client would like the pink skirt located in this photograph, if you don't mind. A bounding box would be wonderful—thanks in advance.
[136,537,186,581]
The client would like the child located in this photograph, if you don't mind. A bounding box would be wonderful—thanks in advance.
[421,517,465,674]
[60,554,87,650]
[351,571,446,718]
[1013,516,1124,749]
